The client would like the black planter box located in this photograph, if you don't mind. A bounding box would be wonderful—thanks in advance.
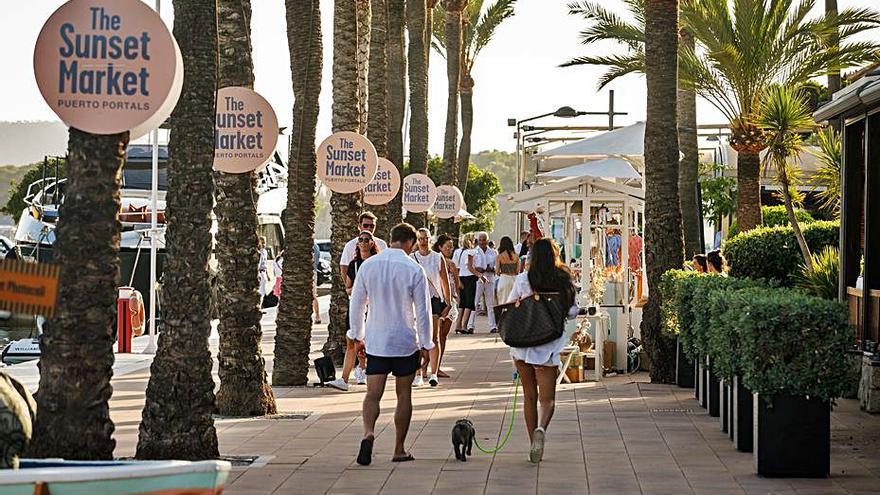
[754,393,830,477]
[676,337,695,388]
[728,382,734,441]
[699,357,708,408]
[694,359,699,399]
[707,360,720,417]
[720,380,729,433]
[733,376,753,452]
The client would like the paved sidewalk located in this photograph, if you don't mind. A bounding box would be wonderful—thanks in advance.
[11,305,880,494]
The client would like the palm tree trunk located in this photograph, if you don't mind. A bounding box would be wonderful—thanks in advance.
[736,151,763,231]
[457,73,474,194]
[357,0,371,135]
[778,164,813,270]
[384,0,407,237]
[406,0,429,228]
[367,0,390,235]
[642,0,683,384]
[211,0,276,417]
[27,129,126,460]
[273,0,323,386]
[826,0,841,95]
[325,0,363,363]
[438,3,463,237]
[678,31,701,258]
[136,0,219,459]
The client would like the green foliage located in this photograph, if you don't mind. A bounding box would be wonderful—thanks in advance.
[811,127,842,218]
[2,158,67,217]
[423,156,501,233]
[699,162,737,228]
[469,150,516,194]
[730,205,816,235]
[794,247,840,300]
[659,269,701,336]
[731,287,853,402]
[723,220,838,285]
[432,0,517,74]
[691,276,766,362]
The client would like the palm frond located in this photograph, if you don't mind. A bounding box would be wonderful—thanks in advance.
[568,1,643,48]
[471,0,516,59]
[560,53,645,89]
[810,127,841,217]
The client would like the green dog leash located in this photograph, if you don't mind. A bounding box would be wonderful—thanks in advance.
[473,375,520,454]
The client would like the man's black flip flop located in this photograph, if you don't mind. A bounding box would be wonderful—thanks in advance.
[392,453,415,462]
[357,437,373,466]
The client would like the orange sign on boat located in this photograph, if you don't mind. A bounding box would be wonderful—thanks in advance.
[0,260,60,317]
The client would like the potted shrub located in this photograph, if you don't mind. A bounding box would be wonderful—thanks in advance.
[660,270,701,388]
[673,274,707,401]
[736,288,852,478]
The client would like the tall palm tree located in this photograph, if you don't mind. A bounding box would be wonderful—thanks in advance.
[369,0,389,161]
[211,0,276,417]
[433,0,516,196]
[406,0,429,228]
[325,0,363,363]
[357,0,371,135]
[273,0,323,386]
[136,0,219,459]
[756,85,816,269]
[680,0,880,231]
[826,0,841,95]
[560,0,701,257]
[383,0,407,238]
[27,129,126,459]
[437,0,467,236]
[642,0,683,384]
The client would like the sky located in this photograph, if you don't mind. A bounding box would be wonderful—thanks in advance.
[2,0,877,157]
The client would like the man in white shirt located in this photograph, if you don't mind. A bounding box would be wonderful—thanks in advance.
[514,230,530,257]
[340,211,388,279]
[468,232,498,333]
[348,223,433,465]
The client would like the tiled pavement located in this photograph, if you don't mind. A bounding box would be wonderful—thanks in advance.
[24,305,880,494]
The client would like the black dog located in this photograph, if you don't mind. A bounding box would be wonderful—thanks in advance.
[452,418,475,461]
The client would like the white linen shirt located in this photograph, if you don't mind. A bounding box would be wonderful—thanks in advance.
[347,248,434,357]
[340,236,388,267]
[474,247,498,275]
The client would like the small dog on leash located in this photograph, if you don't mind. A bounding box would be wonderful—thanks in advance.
[452,418,475,461]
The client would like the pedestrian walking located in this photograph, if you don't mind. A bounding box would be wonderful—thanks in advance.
[453,234,478,334]
[433,234,459,378]
[504,238,578,463]
[312,240,322,324]
[495,236,520,304]
[340,212,387,278]
[349,223,433,465]
[257,236,269,300]
[411,228,451,387]
[468,232,498,333]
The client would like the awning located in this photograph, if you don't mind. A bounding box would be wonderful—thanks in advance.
[535,121,645,158]
[538,156,641,180]
[814,74,880,121]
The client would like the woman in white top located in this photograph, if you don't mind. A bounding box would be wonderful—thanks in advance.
[453,234,479,334]
[495,236,520,304]
[505,238,578,463]
[433,234,459,378]
[411,228,451,387]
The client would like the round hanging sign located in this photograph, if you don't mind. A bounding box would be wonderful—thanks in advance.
[433,185,464,219]
[402,173,437,213]
[213,87,279,173]
[363,158,400,205]
[316,131,379,194]
[33,0,183,139]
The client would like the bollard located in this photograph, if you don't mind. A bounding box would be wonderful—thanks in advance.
[117,287,134,353]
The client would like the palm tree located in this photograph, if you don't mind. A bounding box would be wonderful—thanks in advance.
[367,0,390,236]
[325,0,363,363]
[642,0,684,384]
[383,0,407,237]
[136,0,219,459]
[437,0,467,237]
[680,0,880,231]
[433,0,516,196]
[811,127,841,218]
[357,0,371,135]
[826,0,841,95]
[406,0,429,228]
[274,0,323,386]
[561,0,701,257]
[27,129,126,460]
[211,0,277,417]
[756,85,817,269]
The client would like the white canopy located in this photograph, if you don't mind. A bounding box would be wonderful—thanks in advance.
[538,156,641,180]
[536,121,645,159]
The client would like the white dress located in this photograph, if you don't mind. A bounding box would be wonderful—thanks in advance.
[506,272,578,366]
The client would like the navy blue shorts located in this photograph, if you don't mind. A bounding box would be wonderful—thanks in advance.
[365,352,421,377]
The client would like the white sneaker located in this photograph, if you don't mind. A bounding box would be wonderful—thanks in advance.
[428,374,439,387]
[529,427,545,463]
[354,367,367,385]
[326,378,349,391]
[412,375,424,387]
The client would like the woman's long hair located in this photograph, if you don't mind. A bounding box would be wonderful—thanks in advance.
[498,236,516,257]
[527,238,575,308]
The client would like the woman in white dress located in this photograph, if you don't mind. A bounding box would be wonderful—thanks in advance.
[495,236,520,304]
[505,238,578,463]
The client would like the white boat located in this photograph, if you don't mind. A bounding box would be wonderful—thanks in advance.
[0,459,230,495]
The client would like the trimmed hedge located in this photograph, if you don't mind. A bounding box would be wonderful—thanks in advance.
[729,205,816,235]
[731,287,852,402]
[723,221,839,285]
[659,269,701,336]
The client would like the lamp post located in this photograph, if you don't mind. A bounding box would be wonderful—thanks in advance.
[144,0,162,355]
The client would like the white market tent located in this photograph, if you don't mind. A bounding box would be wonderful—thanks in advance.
[535,121,646,158]
[538,156,641,180]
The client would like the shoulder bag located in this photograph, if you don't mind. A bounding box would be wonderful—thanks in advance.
[493,292,566,348]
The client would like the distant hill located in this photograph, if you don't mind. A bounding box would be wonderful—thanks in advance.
[0,121,68,166]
